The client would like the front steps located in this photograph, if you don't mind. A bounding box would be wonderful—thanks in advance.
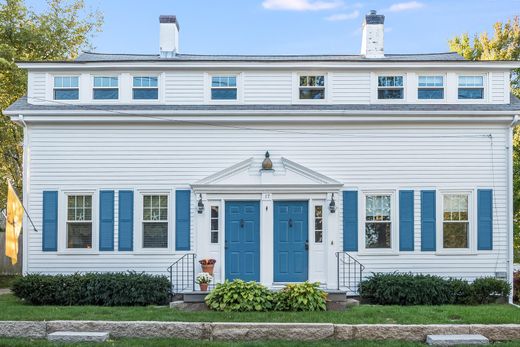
[426,334,489,345]
[47,331,109,342]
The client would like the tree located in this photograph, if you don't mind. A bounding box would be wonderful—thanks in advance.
[449,17,520,262]
[0,0,103,208]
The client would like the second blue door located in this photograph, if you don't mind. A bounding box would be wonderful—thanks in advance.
[225,201,260,281]
[274,201,309,282]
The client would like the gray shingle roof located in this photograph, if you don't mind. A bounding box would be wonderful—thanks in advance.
[6,96,520,114]
[70,51,466,63]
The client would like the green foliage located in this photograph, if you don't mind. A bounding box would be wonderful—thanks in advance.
[360,272,510,305]
[0,0,103,209]
[273,282,327,311]
[11,272,170,306]
[205,280,274,312]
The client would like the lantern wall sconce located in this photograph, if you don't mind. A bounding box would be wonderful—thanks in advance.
[197,194,205,214]
[329,193,336,213]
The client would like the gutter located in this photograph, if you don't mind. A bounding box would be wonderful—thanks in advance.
[508,115,519,303]
[18,115,29,275]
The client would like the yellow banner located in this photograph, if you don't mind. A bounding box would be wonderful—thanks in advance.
[6,181,23,265]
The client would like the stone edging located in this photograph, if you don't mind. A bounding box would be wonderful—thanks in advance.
[0,321,519,342]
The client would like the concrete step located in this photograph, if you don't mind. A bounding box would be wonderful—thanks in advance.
[325,290,347,302]
[182,291,209,303]
[426,334,489,346]
[47,331,109,342]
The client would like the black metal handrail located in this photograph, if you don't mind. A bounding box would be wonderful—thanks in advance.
[167,253,196,297]
[336,251,365,295]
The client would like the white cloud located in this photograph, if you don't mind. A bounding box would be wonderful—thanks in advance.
[325,10,360,21]
[388,1,424,12]
[262,0,344,11]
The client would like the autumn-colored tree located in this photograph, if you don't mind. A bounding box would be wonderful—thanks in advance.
[450,17,520,261]
[0,0,103,209]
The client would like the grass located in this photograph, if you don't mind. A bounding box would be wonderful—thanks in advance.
[1,294,519,324]
[0,275,19,289]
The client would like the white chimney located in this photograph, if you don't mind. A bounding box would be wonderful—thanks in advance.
[361,10,385,58]
[159,15,179,58]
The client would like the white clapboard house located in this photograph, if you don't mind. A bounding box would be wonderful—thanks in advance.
[5,11,520,296]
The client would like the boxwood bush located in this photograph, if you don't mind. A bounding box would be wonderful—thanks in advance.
[11,272,170,306]
[205,279,274,312]
[360,272,511,305]
[273,282,327,311]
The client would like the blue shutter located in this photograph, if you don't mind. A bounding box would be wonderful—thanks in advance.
[42,191,58,251]
[118,190,134,251]
[477,189,493,250]
[175,190,191,251]
[420,190,436,251]
[99,190,114,251]
[399,190,414,251]
[343,191,358,251]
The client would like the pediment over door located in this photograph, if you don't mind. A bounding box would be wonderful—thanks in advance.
[191,157,343,193]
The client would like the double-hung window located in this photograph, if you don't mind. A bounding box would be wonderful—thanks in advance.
[142,194,168,248]
[210,206,219,243]
[93,76,118,100]
[458,76,484,99]
[442,193,470,249]
[67,195,92,249]
[365,194,392,249]
[133,76,159,100]
[211,76,237,100]
[54,76,79,100]
[377,76,404,99]
[418,76,444,99]
[314,205,323,243]
[299,75,325,100]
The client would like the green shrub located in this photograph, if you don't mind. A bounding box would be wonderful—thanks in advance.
[447,278,473,305]
[273,282,327,311]
[11,272,170,306]
[471,277,511,304]
[205,280,273,312]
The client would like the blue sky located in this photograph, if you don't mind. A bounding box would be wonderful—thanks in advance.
[26,0,520,55]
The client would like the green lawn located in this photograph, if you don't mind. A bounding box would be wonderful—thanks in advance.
[1,294,519,324]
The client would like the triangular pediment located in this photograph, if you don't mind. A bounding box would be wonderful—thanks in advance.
[191,157,343,193]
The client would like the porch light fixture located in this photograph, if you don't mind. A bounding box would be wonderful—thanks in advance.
[329,193,336,213]
[197,194,204,214]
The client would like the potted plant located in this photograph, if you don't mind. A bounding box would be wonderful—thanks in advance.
[196,272,212,292]
[199,258,216,275]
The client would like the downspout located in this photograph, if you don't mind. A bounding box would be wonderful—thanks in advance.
[18,114,29,275]
[508,115,519,303]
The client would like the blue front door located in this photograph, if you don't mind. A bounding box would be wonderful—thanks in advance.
[274,201,309,282]
[225,201,260,281]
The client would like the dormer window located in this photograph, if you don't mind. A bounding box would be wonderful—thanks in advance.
[133,76,158,100]
[211,76,237,100]
[418,76,444,99]
[458,76,484,99]
[93,77,118,100]
[299,75,325,99]
[54,76,79,100]
[377,76,403,99]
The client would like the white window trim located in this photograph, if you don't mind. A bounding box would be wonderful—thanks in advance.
[456,73,488,103]
[313,202,324,244]
[130,73,162,103]
[292,72,329,104]
[205,72,242,104]
[52,75,80,101]
[371,73,407,104]
[436,189,476,255]
[91,75,120,102]
[416,73,447,103]
[135,189,174,254]
[58,190,98,254]
[359,190,399,255]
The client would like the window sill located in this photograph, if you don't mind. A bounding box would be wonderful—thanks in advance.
[357,249,399,256]
[435,250,477,256]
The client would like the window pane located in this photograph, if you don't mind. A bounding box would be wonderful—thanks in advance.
[211,206,219,219]
[443,194,468,221]
[418,88,444,99]
[211,231,219,243]
[459,76,483,87]
[378,76,403,87]
[378,89,403,99]
[418,76,443,87]
[94,77,118,87]
[93,88,118,100]
[143,222,168,248]
[366,195,391,221]
[315,230,323,243]
[133,88,158,100]
[211,88,237,100]
[54,89,79,100]
[211,219,219,231]
[365,222,391,248]
[67,223,92,248]
[458,88,483,99]
[299,76,308,86]
[299,88,325,99]
[443,222,469,248]
[315,205,322,218]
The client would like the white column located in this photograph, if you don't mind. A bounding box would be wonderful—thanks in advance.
[260,193,273,287]
[325,193,339,289]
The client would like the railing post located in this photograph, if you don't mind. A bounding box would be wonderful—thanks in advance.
[192,254,196,292]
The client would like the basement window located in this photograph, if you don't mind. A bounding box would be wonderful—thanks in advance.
[93,76,118,100]
[54,76,79,100]
[299,75,325,100]
[377,76,404,99]
[133,76,158,100]
[458,76,484,99]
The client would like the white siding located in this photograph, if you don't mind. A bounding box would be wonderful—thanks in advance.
[242,72,292,104]
[330,72,371,103]
[490,71,509,104]
[164,72,205,104]
[27,72,47,104]
[25,122,508,282]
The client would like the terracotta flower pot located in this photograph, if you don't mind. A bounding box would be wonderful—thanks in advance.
[201,264,214,276]
[199,283,209,292]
